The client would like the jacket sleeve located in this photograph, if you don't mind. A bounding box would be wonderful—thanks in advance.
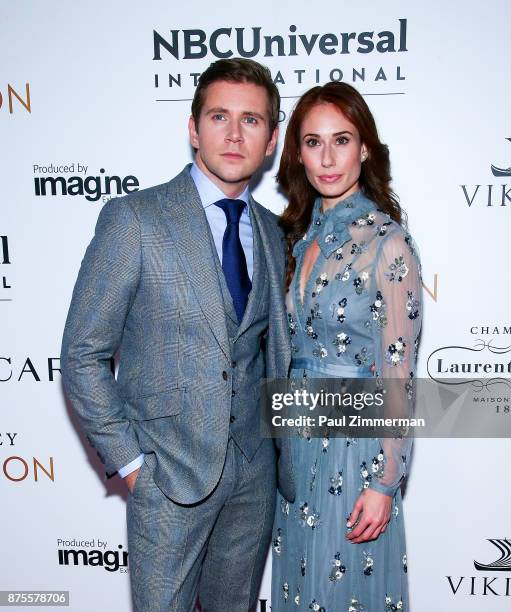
[60,196,143,476]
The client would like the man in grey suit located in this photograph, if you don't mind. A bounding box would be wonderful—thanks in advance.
[61,58,294,611]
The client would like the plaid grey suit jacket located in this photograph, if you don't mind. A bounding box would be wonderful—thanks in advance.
[61,166,295,504]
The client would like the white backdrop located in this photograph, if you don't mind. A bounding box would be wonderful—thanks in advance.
[2,1,511,610]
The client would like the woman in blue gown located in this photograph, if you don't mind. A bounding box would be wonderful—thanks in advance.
[271,82,422,611]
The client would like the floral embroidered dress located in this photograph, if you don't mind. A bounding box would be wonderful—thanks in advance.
[271,190,422,612]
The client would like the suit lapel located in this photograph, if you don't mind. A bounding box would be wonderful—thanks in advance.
[157,167,231,361]
[248,198,291,376]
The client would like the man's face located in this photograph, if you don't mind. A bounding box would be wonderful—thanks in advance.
[189,80,278,197]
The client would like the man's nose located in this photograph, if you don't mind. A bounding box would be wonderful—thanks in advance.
[225,120,243,143]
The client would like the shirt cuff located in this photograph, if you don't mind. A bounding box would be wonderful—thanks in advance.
[117,453,144,478]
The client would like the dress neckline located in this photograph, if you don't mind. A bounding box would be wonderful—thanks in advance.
[293,190,377,262]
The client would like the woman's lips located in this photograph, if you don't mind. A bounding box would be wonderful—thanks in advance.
[318,174,342,183]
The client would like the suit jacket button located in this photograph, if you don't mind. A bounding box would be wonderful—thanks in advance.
[222,371,228,380]
[231,361,237,368]
[230,415,236,423]
[231,389,236,397]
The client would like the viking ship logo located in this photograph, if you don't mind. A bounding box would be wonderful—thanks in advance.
[491,138,511,177]
[474,539,511,571]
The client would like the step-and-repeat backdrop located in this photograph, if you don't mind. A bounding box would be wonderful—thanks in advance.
[2,1,511,610]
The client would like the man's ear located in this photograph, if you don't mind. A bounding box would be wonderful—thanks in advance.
[265,125,279,157]
[189,115,199,149]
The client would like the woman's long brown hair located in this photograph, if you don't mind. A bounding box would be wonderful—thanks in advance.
[278,82,403,289]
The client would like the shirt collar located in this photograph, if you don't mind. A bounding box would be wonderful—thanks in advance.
[190,162,250,217]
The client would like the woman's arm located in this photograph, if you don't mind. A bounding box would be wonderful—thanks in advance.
[346,227,422,543]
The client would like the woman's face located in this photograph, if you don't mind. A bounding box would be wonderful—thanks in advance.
[299,102,367,209]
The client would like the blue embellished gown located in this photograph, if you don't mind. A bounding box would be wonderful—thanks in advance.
[271,190,422,612]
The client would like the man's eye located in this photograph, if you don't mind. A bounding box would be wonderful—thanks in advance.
[212,114,226,121]
[243,116,257,124]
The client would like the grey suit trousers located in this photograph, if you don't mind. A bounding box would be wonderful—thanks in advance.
[127,438,276,611]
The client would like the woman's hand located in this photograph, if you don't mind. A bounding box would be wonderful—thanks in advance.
[346,488,392,544]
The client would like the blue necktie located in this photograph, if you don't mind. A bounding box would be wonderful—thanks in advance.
[214,198,252,322]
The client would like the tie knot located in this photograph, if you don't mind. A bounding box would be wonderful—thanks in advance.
[214,198,246,224]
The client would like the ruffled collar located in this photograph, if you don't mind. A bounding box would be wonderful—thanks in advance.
[293,190,377,259]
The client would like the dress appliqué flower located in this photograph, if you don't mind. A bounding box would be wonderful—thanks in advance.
[294,588,300,606]
[328,470,343,495]
[298,502,320,529]
[353,270,369,295]
[385,337,407,366]
[311,302,322,320]
[348,597,365,611]
[371,449,385,479]
[354,347,369,367]
[288,312,298,335]
[363,551,374,576]
[333,332,351,356]
[329,552,346,582]
[386,255,409,282]
[283,582,289,601]
[351,241,367,255]
[336,262,352,282]
[273,528,283,555]
[405,232,417,255]
[305,316,318,340]
[385,595,403,610]
[312,272,329,297]
[312,343,328,359]
[376,221,392,236]
[309,599,326,611]
[406,290,420,320]
[354,211,376,226]
[371,290,388,328]
[360,461,372,489]
[288,312,299,354]
[336,297,347,323]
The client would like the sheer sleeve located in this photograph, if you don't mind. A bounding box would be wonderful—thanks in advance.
[369,227,422,497]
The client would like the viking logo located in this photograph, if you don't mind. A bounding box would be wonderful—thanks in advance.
[491,138,511,177]
[474,539,511,571]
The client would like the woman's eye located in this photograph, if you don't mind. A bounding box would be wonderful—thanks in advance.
[337,136,349,145]
[305,138,319,147]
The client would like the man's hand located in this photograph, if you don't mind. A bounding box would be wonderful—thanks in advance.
[124,467,141,494]
[346,488,392,544]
